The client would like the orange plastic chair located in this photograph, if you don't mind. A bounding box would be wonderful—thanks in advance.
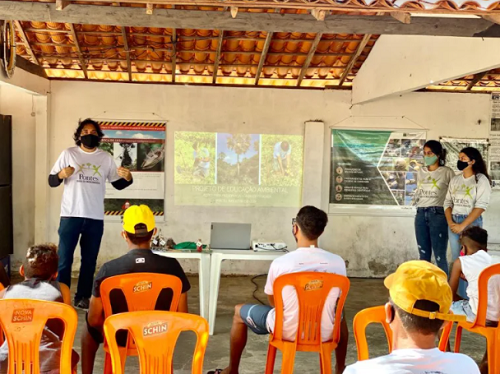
[103,311,209,374]
[265,272,350,374]
[454,263,500,374]
[353,305,454,361]
[0,299,77,374]
[100,273,183,374]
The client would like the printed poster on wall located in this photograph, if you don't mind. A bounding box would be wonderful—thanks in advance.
[330,129,426,207]
[98,121,166,217]
[174,131,304,207]
[490,93,500,188]
[440,136,489,174]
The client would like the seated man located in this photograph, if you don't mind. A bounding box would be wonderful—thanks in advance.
[0,244,78,373]
[449,227,500,374]
[345,261,480,374]
[82,205,191,374]
[210,205,348,374]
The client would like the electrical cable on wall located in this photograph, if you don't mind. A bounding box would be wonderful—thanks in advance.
[251,274,268,305]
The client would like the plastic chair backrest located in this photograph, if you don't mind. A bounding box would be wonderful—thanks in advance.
[353,305,392,361]
[0,299,77,374]
[473,263,500,328]
[103,311,209,374]
[100,273,183,317]
[272,272,350,345]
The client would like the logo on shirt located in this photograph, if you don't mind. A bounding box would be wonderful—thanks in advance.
[12,308,34,323]
[136,258,145,264]
[133,281,152,293]
[76,163,102,185]
[304,279,323,291]
[143,321,168,337]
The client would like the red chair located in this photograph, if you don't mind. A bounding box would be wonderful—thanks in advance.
[265,272,350,374]
[454,263,500,374]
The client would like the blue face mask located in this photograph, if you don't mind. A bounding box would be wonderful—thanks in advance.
[424,155,438,166]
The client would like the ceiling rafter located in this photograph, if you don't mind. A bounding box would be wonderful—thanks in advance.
[466,71,488,90]
[121,26,133,81]
[254,32,273,85]
[338,34,372,87]
[171,28,177,83]
[296,33,323,87]
[14,21,39,65]
[68,24,88,79]
[212,31,225,84]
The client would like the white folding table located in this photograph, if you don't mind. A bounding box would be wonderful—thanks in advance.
[153,250,211,319]
[208,249,286,335]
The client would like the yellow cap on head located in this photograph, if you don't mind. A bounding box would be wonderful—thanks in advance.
[385,260,465,322]
[122,205,155,235]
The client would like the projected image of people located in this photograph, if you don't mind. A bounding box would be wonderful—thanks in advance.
[217,133,260,185]
[174,131,216,184]
[261,134,303,187]
[193,142,210,179]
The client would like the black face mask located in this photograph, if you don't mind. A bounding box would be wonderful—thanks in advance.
[457,160,470,171]
[81,134,100,149]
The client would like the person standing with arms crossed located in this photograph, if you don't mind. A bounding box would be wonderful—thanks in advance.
[414,140,456,274]
[444,146,492,297]
[48,119,133,309]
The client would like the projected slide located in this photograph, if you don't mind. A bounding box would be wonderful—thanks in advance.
[175,131,303,207]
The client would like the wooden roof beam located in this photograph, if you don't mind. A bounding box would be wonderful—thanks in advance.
[254,32,273,85]
[391,12,411,24]
[14,21,40,65]
[171,28,177,83]
[466,71,488,90]
[338,34,372,87]
[121,26,133,81]
[296,33,322,87]
[212,31,224,84]
[68,24,88,79]
[2,1,500,37]
[56,0,69,11]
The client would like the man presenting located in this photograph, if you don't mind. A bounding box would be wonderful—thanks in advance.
[48,118,133,309]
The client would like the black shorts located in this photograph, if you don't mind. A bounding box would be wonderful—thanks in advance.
[86,312,128,347]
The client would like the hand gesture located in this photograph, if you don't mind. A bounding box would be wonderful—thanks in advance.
[118,167,132,181]
[58,166,75,179]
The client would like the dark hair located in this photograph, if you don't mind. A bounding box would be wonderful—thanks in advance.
[73,118,104,146]
[126,224,154,245]
[460,147,492,184]
[461,226,488,249]
[424,140,447,166]
[392,299,444,335]
[296,205,328,240]
[281,141,290,151]
[23,244,59,281]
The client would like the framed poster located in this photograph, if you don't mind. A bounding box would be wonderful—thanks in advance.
[440,136,489,173]
[97,120,166,218]
[329,129,426,215]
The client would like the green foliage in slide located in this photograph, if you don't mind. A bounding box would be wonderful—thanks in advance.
[174,131,216,184]
[99,142,113,156]
[261,134,303,187]
[217,133,259,185]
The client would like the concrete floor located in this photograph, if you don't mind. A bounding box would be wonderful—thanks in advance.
[70,276,486,373]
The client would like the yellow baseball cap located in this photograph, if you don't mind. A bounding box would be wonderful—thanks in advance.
[385,260,465,322]
[123,205,155,236]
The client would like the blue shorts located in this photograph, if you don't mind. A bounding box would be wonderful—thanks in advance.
[240,304,272,335]
[450,300,476,322]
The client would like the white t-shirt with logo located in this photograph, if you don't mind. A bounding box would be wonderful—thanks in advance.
[50,146,121,220]
[415,166,456,207]
[344,348,480,374]
[460,250,500,322]
[444,173,491,215]
[264,247,346,342]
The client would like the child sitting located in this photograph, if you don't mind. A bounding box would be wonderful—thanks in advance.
[449,227,500,374]
[0,244,79,373]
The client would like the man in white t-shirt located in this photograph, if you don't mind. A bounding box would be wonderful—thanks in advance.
[345,261,479,374]
[48,119,133,310]
[209,206,348,374]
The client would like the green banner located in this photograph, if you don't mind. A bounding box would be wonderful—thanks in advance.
[331,129,426,206]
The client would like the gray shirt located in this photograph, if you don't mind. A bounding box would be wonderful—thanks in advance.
[444,173,492,215]
[415,166,456,207]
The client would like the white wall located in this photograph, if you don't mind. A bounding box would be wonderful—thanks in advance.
[46,81,495,276]
[0,84,37,262]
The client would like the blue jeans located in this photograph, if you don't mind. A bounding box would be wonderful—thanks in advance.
[449,214,483,299]
[57,217,104,299]
[415,207,449,275]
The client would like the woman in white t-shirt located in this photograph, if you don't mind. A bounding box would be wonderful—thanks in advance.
[444,147,492,297]
[414,140,456,275]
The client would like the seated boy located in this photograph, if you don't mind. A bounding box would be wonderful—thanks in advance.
[0,244,79,373]
[209,206,348,374]
[449,226,500,374]
[82,205,191,374]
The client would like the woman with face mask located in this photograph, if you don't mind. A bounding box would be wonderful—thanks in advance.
[444,147,492,296]
[47,119,134,310]
[414,140,456,274]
